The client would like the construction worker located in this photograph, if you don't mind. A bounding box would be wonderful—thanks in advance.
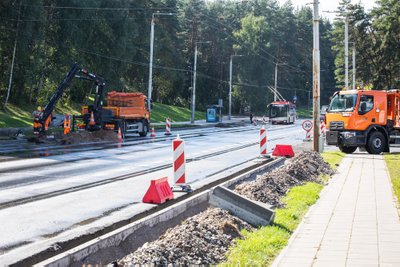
[32,106,42,118]
[63,114,71,135]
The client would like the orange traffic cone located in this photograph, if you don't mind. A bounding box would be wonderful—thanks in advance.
[117,127,123,143]
[150,126,156,138]
[89,112,96,126]
[63,114,71,135]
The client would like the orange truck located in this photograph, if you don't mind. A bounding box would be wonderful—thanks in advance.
[325,89,400,154]
[80,91,150,137]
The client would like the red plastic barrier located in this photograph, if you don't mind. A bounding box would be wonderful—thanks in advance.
[142,177,174,204]
[272,144,295,158]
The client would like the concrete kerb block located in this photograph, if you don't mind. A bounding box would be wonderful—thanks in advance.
[209,185,275,226]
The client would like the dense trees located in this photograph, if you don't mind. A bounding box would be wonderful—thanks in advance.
[0,0,398,114]
[332,0,400,90]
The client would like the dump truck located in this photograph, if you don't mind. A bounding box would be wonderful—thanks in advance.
[325,89,400,154]
[79,91,150,137]
[267,101,296,124]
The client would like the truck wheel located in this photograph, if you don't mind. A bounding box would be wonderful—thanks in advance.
[139,121,148,137]
[367,131,385,154]
[339,146,357,154]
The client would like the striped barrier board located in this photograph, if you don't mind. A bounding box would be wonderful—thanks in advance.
[173,135,185,184]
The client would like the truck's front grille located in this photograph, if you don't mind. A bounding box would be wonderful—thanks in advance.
[329,121,344,130]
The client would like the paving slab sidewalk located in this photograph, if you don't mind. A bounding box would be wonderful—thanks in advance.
[273,153,400,267]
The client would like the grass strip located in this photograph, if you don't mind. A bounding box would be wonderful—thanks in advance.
[384,153,400,206]
[221,151,345,266]
[1,102,206,129]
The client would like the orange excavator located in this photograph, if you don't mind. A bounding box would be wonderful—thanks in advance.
[33,63,107,137]
[33,63,151,139]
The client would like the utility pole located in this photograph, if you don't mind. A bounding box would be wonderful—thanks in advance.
[274,63,278,102]
[344,16,349,90]
[352,43,356,90]
[191,41,210,124]
[229,54,243,120]
[147,13,174,111]
[313,0,321,152]
[191,43,198,124]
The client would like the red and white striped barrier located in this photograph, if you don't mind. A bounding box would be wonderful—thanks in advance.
[165,117,172,136]
[173,134,185,184]
[304,130,312,141]
[320,120,326,136]
[302,120,313,142]
[260,126,267,155]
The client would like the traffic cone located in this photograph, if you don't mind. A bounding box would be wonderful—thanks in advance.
[165,117,172,136]
[150,126,156,138]
[117,127,123,143]
[89,112,96,126]
[63,114,71,135]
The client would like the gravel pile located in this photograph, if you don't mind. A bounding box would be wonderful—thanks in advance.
[235,151,334,207]
[117,151,334,266]
[118,208,254,266]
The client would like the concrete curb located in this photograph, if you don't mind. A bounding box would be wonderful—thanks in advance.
[35,157,285,266]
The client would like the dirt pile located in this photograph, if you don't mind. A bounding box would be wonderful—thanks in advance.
[62,129,118,144]
[118,208,254,266]
[235,151,334,207]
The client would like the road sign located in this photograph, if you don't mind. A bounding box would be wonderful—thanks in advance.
[302,120,313,131]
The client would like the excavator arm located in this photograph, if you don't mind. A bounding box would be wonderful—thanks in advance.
[33,63,106,135]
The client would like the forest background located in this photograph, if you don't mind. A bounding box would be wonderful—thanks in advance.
[0,0,399,114]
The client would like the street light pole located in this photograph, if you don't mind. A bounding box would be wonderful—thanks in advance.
[352,43,356,90]
[345,16,349,90]
[313,0,321,152]
[191,43,198,124]
[274,63,278,102]
[147,13,174,111]
[229,56,233,120]
[191,41,211,124]
[229,54,243,120]
[148,16,155,111]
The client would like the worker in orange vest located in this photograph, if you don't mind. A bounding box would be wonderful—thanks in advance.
[63,114,71,135]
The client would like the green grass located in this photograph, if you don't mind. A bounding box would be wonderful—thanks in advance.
[384,153,400,206]
[0,103,34,128]
[151,102,205,123]
[221,151,345,266]
[296,107,312,118]
[222,182,323,266]
[0,102,206,128]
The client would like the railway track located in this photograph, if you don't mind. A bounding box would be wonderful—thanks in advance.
[0,123,296,160]
[10,156,284,267]
[0,122,304,266]
[0,133,291,210]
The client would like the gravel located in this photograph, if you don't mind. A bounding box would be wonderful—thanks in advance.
[117,151,334,266]
[235,151,334,207]
[118,208,254,266]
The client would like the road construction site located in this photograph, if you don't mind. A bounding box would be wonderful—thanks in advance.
[0,119,309,266]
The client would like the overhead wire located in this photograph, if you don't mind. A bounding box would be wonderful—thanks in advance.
[1,2,312,93]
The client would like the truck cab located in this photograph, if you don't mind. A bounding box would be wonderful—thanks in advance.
[326,89,400,154]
